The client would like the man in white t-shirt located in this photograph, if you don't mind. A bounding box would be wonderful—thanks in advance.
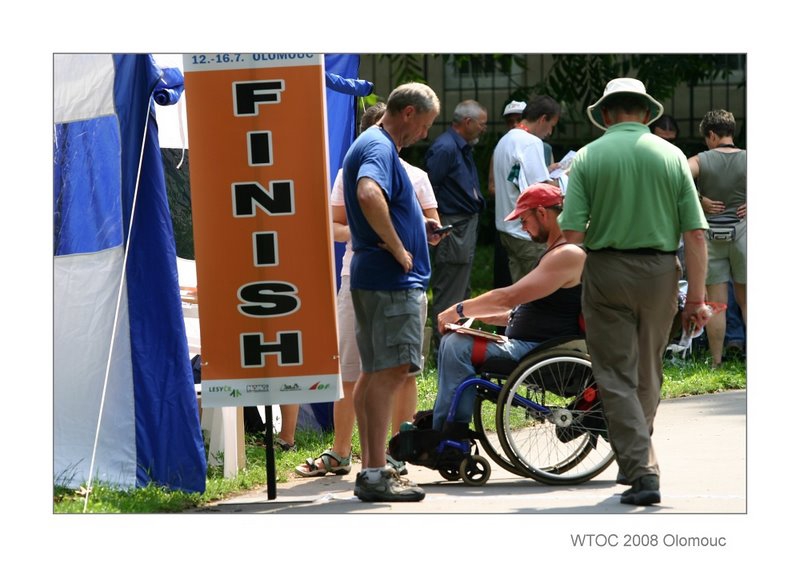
[493,95,561,282]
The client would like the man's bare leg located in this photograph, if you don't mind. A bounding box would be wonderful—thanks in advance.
[354,365,409,468]
[277,404,299,447]
[391,375,417,436]
[331,381,357,458]
[705,282,728,367]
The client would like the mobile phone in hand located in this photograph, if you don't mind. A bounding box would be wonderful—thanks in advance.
[433,224,454,235]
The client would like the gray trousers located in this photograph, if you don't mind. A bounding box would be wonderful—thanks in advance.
[430,213,480,346]
[498,231,547,283]
[582,250,680,481]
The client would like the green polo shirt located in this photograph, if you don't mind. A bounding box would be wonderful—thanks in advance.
[559,122,707,251]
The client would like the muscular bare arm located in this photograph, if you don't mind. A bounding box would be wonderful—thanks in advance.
[437,244,585,333]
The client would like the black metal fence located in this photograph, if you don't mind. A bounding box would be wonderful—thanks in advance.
[355,53,745,246]
[357,53,746,165]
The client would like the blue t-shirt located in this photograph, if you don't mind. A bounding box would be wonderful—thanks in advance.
[342,127,431,291]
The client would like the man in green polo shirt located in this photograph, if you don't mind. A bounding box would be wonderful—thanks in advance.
[559,78,710,506]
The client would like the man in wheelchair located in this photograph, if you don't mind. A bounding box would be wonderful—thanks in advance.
[432,183,585,431]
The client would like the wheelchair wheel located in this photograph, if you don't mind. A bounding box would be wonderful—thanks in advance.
[473,387,534,478]
[459,455,491,486]
[495,348,615,485]
[439,467,461,482]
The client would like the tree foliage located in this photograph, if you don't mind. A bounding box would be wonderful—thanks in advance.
[378,54,426,84]
[375,53,745,114]
[539,54,744,112]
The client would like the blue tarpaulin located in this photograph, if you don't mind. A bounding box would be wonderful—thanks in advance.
[308,54,369,431]
[54,54,207,492]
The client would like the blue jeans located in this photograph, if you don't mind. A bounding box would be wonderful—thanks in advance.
[432,332,538,430]
[725,280,746,347]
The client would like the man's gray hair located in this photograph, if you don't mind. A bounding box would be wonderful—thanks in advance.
[453,100,486,123]
[386,82,440,116]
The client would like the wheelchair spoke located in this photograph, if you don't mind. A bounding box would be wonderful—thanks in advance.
[496,349,616,485]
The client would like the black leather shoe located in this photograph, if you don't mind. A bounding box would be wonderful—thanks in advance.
[620,474,660,505]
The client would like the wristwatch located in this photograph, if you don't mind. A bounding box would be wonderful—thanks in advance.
[456,302,465,318]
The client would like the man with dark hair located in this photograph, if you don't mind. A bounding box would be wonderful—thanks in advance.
[425,100,488,349]
[560,78,711,506]
[649,113,680,142]
[493,94,561,282]
[698,108,737,138]
[342,82,442,502]
[688,109,747,368]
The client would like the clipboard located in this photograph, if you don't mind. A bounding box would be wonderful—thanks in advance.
[444,323,508,343]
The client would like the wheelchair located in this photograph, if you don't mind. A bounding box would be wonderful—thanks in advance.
[388,335,615,487]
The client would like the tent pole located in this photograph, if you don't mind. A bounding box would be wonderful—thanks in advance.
[265,405,277,500]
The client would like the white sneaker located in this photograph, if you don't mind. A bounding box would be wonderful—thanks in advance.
[354,468,424,502]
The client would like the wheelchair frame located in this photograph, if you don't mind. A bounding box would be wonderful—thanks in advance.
[389,336,616,487]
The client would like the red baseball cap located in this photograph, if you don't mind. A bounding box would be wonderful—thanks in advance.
[504,183,564,221]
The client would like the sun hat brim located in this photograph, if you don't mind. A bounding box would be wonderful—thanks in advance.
[587,80,664,131]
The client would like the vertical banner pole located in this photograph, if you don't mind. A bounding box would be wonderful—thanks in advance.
[265,405,276,500]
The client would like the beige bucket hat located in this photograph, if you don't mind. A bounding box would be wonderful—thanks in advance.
[587,78,664,131]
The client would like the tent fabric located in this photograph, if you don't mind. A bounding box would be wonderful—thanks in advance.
[325,72,373,97]
[54,54,207,493]
[303,54,363,432]
[324,54,361,295]
[323,54,361,199]
[153,66,185,106]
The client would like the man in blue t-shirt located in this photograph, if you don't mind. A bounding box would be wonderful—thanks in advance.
[341,82,441,502]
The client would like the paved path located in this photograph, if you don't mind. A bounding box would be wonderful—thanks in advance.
[192,390,745,514]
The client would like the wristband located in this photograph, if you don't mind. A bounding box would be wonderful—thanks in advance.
[456,302,465,318]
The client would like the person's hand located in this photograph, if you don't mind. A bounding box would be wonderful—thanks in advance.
[425,218,445,246]
[392,248,414,273]
[437,304,460,334]
[377,242,413,272]
[737,202,747,219]
[393,248,414,273]
[682,301,713,335]
[701,196,725,215]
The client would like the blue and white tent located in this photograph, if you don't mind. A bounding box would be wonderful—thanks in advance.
[53,54,206,492]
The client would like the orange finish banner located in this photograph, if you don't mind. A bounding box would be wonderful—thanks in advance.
[183,53,341,407]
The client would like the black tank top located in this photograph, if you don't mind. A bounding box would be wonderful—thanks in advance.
[505,242,583,342]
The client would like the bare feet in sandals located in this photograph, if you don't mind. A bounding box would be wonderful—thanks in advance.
[295,449,352,477]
